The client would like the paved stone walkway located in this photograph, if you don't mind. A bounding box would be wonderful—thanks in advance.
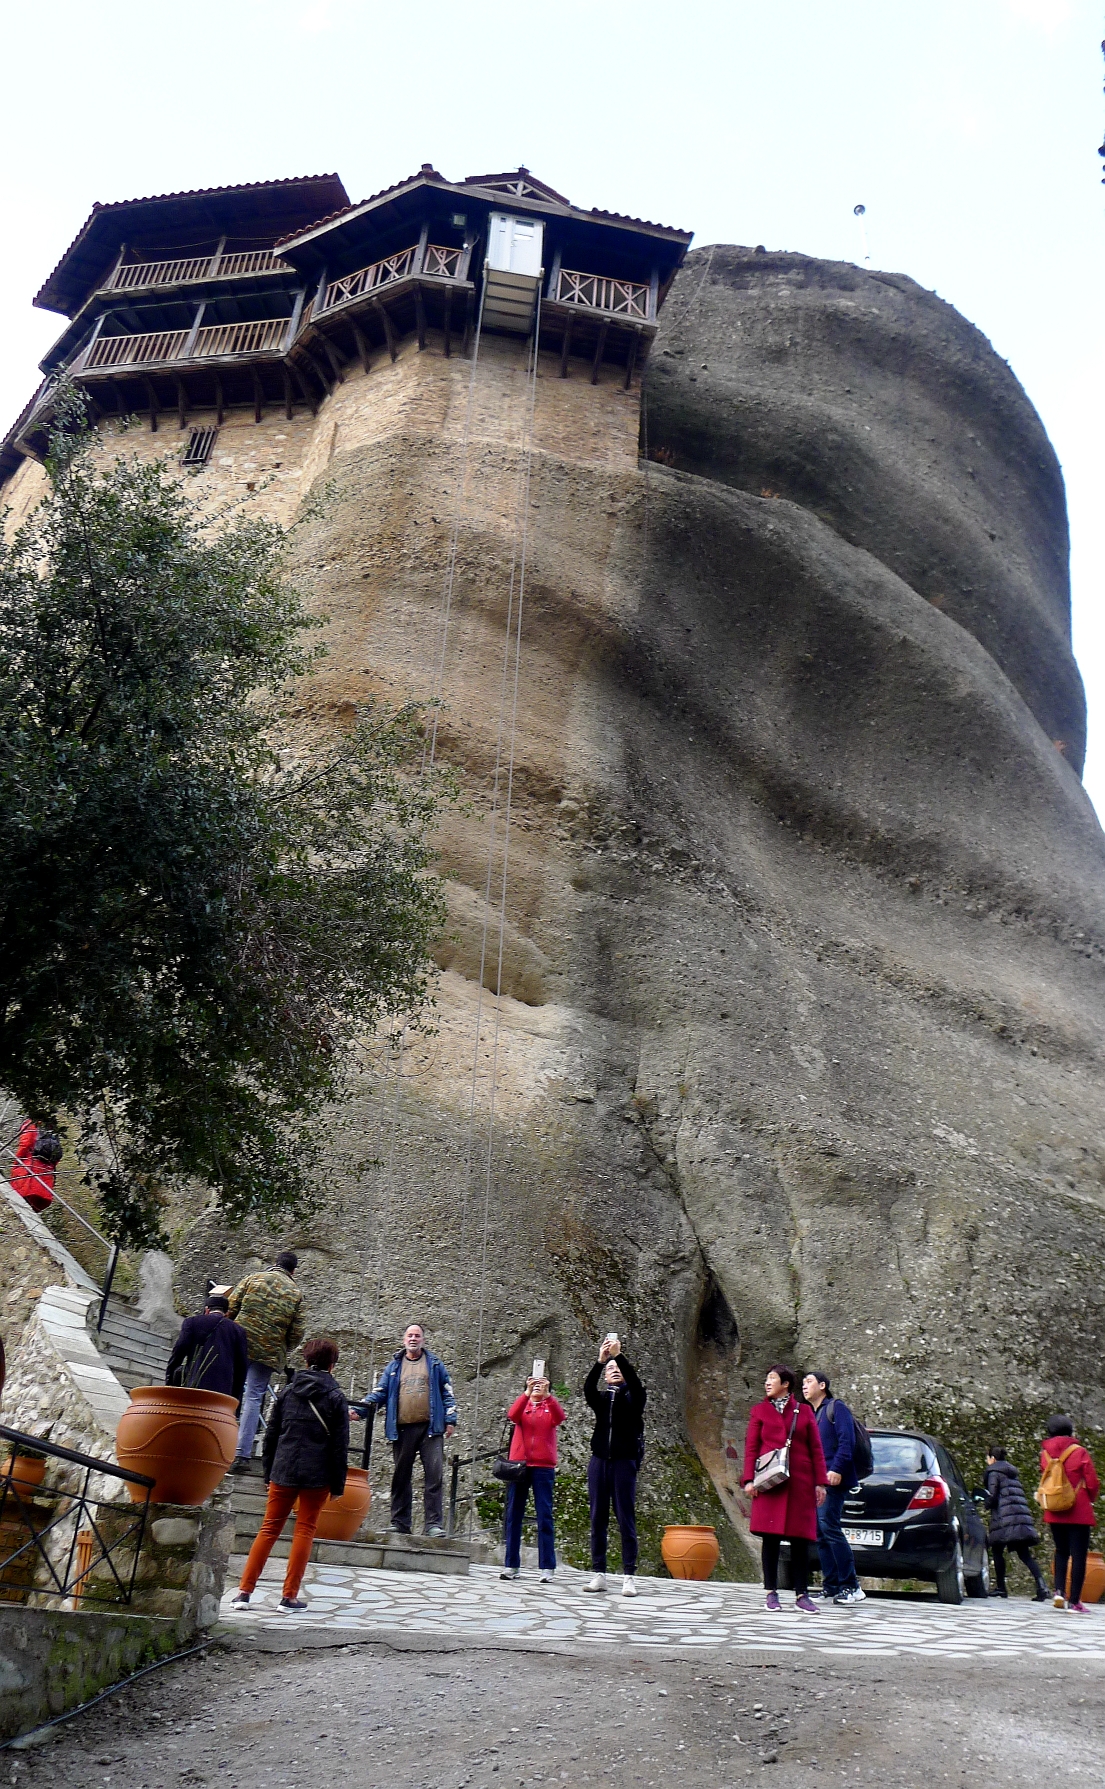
[220,1560,1105,1661]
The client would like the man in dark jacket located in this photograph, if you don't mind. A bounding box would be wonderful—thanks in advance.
[165,1293,249,1400]
[582,1336,646,1597]
[351,1323,458,1537]
[802,1370,864,1605]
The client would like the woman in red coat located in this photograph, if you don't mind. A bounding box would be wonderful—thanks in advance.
[1039,1414,1100,1612]
[742,1364,828,1612]
[9,1121,58,1214]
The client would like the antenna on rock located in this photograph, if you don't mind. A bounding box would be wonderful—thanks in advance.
[853,203,870,265]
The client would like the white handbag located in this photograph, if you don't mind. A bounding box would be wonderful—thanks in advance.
[751,1403,800,1495]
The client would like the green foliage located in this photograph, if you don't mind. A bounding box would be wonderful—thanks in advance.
[0,393,446,1248]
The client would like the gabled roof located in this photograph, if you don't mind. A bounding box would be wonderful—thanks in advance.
[34,174,351,317]
[463,167,572,205]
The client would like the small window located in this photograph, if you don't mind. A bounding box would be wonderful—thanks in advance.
[182,426,218,467]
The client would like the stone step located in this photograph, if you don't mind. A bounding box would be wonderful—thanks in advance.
[248,1534,474,1574]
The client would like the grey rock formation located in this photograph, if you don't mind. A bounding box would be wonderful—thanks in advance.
[172,248,1103,1556]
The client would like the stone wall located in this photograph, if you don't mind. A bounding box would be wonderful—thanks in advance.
[0,1606,179,1742]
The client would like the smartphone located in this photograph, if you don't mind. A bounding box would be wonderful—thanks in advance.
[532,1358,545,1380]
[604,1333,619,1347]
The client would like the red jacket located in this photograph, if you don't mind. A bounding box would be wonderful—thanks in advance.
[507,1394,566,1468]
[9,1121,55,1207]
[742,1396,828,1541]
[1039,1435,1099,1526]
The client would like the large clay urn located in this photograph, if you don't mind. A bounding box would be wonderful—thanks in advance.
[661,1524,721,1581]
[115,1386,238,1505]
[2,1455,47,1494]
[1067,1551,1105,1605]
[310,1467,372,1542]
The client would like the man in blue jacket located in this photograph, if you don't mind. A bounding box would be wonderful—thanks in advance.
[802,1370,865,1605]
[352,1323,458,1536]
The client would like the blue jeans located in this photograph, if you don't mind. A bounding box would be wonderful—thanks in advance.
[235,1360,273,1460]
[504,1466,557,1571]
[817,1483,859,1595]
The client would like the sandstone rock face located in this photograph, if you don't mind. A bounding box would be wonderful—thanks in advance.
[7,248,1103,1561]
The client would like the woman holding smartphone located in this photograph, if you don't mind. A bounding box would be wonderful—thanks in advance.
[499,1371,566,1584]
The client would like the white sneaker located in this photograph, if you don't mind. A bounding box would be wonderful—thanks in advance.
[583,1572,607,1593]
[539,1568,555,1584]
[499,1567,519,1580]
[622,1575,638,1597]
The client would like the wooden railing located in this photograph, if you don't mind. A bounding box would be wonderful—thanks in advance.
[193,317,288,356]
[555,268,650,320]
[86,329,190,368]
[84,316,288,370]
[319,243,463,313]
[110,249,290,291]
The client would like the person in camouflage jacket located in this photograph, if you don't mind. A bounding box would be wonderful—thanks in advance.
[227,1251,306,1473]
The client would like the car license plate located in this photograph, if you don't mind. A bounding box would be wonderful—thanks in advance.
[842,1527,883,1548]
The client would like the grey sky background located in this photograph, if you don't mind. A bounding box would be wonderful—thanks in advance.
[2,0,1101,816]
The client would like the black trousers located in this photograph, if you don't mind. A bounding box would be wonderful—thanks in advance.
[390,1422,444,1531]
[991,1540,1046,1594]
[587,1456,639,1574]
[1051,1523,1092,1603]
[761,1534,809,1594]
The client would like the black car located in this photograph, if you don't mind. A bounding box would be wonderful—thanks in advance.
[838,1428,990,1603]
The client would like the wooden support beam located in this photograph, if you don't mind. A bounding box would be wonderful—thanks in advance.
[591,322,608,386]
[351,320,371,374]
[299,343,333,394]
[442,286,452,359]
[284,287,306,352]
[252,369,264,424]
[623,330,640,391]
[414,284,427,352]
[320,335,345,384]
[176,377,188,429]
[374,299,398,362]
[290,363,317,416]
[215,375,224,426]
[414,221,429,275]
[559,317,573,378]
[143,377,160,431]
[313,264,329,319]
[462,290,475,358]
[283,369,294,420]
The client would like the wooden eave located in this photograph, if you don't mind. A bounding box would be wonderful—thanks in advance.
[34,175,350,318]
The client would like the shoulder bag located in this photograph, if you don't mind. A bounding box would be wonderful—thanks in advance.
[491,1418,528,1484]
[751,1402,801,1496]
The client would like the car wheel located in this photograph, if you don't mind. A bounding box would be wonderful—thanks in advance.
[936,1542,966,1604]
[964,1553,990,1598]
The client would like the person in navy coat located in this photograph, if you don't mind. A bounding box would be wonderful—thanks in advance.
[166,1293,249,1400]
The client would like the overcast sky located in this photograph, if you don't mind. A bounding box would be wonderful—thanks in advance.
[2,0,1101,816]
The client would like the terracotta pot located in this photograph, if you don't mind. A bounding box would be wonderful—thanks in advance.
[1066,1549,1105,1605]
[309,1467,373,1542]
[115,1386,239,1505]
[3,1456,47,1491]
[661,1524,721,1581]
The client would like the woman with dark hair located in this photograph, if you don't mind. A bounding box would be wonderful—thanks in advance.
[1039,1414,1100,1612]
[231,1336,349,1614]
[742,1365,828,1613]
[982,1446,1048,1600]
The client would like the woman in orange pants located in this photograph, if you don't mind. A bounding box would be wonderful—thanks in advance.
[231,1336,350,1613]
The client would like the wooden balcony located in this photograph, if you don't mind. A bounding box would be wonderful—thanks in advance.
[108,249,291,291]
[84,317,289,372]
[318,244,465,315]
[554,268,650,320]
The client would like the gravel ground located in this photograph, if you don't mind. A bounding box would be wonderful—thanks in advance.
[6,1635,1104,1787]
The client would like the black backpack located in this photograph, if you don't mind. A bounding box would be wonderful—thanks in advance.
[32,1130,63,1166]
[826,1397,874,1481]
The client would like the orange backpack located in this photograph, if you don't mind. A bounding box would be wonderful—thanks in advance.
[1035,1445,1079,1513]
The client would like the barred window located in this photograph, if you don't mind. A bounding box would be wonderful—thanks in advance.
[182,426,218,467]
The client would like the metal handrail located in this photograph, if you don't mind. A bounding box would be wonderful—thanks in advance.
[447,1446,500,1538]
[0,1423,154,1608]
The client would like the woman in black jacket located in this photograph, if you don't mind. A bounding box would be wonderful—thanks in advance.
[582,1336,646,1597]
[983,1445,1048,1600]
[231,1337,350,1613]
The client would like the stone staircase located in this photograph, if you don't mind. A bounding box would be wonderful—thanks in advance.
[227,1458,486,1575]
[88,1292,175,1391]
